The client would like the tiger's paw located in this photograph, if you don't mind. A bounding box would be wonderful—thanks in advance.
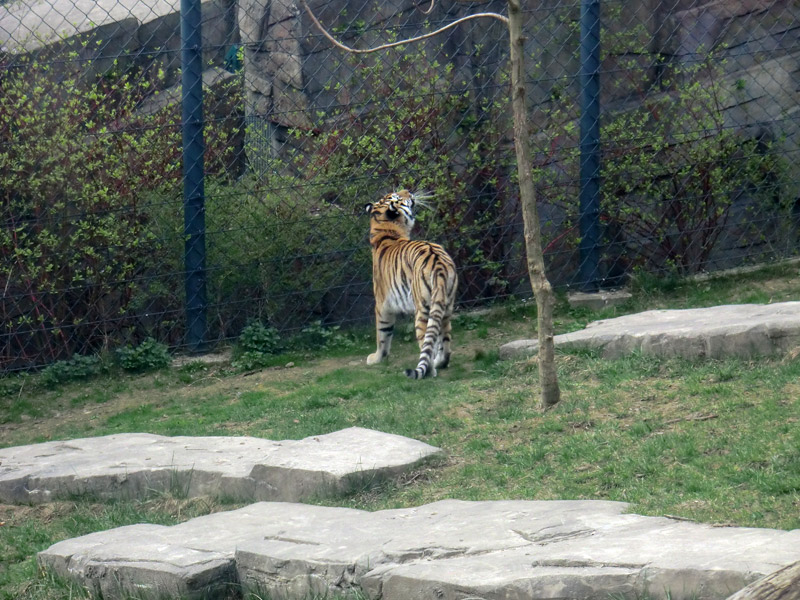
[366,352,383,365]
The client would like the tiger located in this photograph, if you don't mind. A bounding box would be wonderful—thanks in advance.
[364,189,457,379]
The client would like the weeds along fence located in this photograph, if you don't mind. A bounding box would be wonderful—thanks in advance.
[1,0,799,371]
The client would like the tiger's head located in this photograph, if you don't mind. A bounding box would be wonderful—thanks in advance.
[364,189,417,235]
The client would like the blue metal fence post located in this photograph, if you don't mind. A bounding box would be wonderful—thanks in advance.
[578,0,602,292]
[181,0,207,352]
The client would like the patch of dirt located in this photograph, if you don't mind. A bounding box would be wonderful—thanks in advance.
[747,275,800,300]
[0,501,77,527]
[171,351,232,368]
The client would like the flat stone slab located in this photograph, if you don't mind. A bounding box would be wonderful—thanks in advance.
[567,289,633,311]
[0,428,441,504]
[500,302,800,360]
[39,499,800,600]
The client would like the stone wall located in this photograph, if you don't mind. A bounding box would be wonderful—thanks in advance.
[238,0,799,170]
[4,0,796,170]
[0,0,237,87]
[2,0,797,288]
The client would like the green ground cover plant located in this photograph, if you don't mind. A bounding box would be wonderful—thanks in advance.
[0,262,799,600]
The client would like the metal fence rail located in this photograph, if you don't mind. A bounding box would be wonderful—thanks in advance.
[1,0,798,371]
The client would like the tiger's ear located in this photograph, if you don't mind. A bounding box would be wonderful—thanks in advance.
[363,203,373,214]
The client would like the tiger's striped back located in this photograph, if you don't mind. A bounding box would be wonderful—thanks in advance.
[364,190,457,379]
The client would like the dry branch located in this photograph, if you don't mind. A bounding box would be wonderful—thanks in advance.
[300,0,507,55]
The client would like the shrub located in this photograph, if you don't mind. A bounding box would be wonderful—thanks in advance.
[116,338,171,372]
[291,320,356,350]
[598,61,788,275]
[40,354,102,387]
[532,7,790,279]
[211,177,368,333]
[0,54,179,369]
[287,44,517,299]
[232,322,282,370]
[0,48,242,371]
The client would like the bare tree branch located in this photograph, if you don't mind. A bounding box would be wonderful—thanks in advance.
[300,0,507,54]
[417,0,436,15]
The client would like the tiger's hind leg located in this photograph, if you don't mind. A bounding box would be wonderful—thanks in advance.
[434,316,452,369]
[367,309,396,365]
[414,306,429,349]
[406,306,441,379]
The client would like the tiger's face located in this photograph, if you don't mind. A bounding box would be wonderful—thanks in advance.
[365,190,416,232]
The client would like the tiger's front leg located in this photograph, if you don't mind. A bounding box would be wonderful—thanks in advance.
[367,309,396,365]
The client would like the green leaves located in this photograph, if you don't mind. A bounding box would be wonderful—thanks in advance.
[0,53,240,367]
[533,40,790,277]
[232,322,283,371]
[288,44,514,295]
[116,338,171,373]
[39,354,103,387]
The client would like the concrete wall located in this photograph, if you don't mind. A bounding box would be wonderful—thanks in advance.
[2,0,797,287]
[0,0,237,87]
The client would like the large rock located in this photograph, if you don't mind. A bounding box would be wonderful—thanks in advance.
[39,499,800,600]
[0,428,441,504]
[500,302,800,360]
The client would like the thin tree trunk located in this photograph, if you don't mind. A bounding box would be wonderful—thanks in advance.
[507,0,560,409]
[302,0,560,407]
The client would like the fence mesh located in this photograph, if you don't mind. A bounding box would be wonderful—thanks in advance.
[1,0,798,371]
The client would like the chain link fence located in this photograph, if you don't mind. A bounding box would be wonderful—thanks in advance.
[1,0,798,372]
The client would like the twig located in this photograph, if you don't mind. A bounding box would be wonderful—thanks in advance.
[664,514,696,522]
[300,0,507,55]
[188,376,224,386]
[417,0,435,15]
[663,413,718,425]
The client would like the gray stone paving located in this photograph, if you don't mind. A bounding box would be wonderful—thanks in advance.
[0,428,441,504]
[500,302,800,360]
[39,499,800,600]
[21,301,800,599]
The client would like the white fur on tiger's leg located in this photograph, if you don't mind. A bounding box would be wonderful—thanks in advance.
[367,311,395,365]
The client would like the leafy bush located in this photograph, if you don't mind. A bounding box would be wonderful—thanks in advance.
[116,338,171,372]
[598,60,788,275]
[0,48,241,371]
[534,14,785,276]
[40,354,102,387]
[0,55,178,369]
[232,321,282,370]
[291,320,357,350]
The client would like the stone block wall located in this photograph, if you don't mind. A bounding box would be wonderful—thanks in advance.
[0,0,237,87]
[5,0,794,168]
[1,0,797,292]
[237,0,799,161]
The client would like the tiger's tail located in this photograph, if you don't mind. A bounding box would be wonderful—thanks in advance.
[405,273,450,380]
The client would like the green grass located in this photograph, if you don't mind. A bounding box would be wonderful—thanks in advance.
[1,262,800,599]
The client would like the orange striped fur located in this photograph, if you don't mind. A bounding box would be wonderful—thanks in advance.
[364,190,457,378]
